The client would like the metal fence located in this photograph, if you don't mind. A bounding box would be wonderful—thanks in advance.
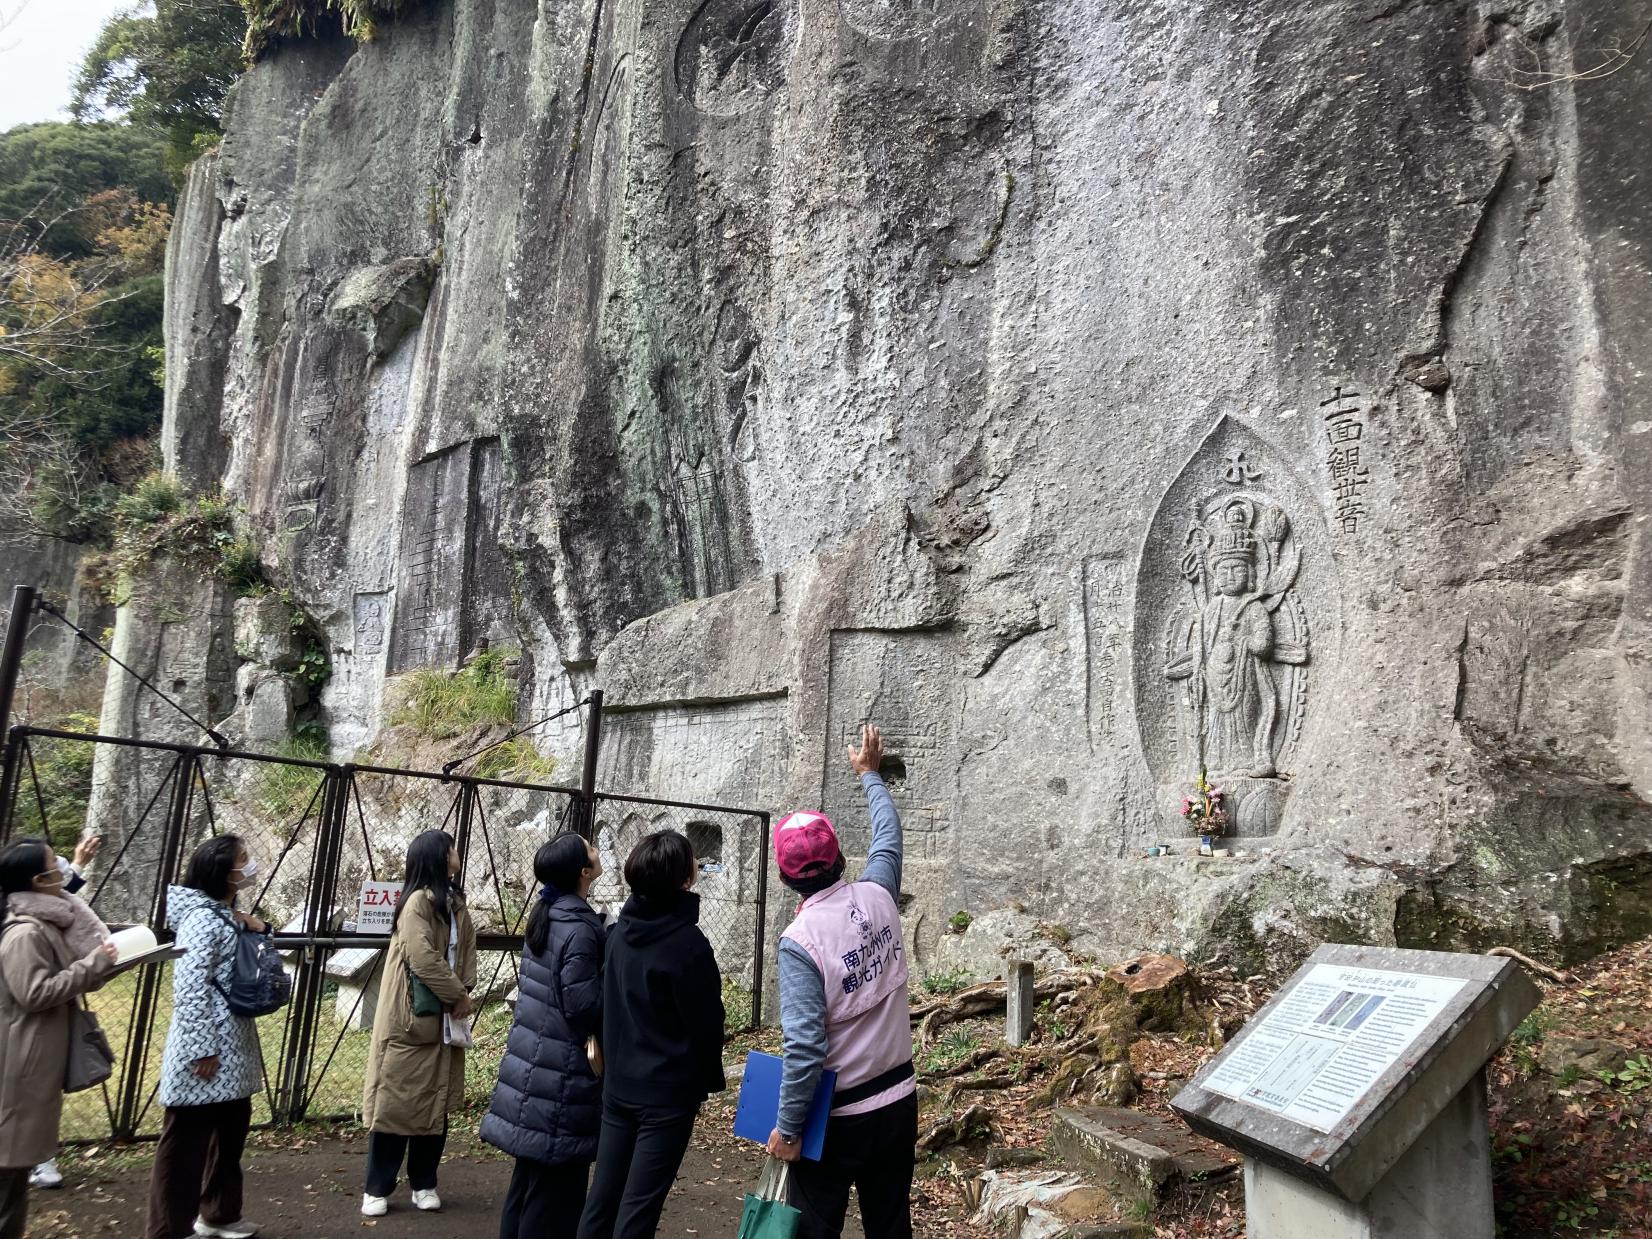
[0,724,770,1143]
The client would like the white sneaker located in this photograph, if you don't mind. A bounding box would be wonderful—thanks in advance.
[411,1188,442,1211]
[29,1160,63,1189]
[193,1220,258,1238]
[361,1194,388,1217]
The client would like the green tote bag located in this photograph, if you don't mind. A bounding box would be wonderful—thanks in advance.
[737,1158,799,1239]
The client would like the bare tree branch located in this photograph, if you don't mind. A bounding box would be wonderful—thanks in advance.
[0,192,142,384]
[0,2,30,51]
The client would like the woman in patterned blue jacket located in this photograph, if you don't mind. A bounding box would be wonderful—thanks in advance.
[144,835,267,1239]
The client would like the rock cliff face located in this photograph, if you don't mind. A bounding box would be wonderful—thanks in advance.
[137,0,1651,969]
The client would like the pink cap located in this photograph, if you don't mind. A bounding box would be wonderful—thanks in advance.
[774,811,841,880]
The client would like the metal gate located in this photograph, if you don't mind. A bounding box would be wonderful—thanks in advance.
[0,722,770,1143]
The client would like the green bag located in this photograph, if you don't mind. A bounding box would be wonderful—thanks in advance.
[407,903,459,1017]
[737,1159,799,1239]
[407,966,443,1016]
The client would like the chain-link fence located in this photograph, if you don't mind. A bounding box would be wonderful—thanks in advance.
[0,724,770,1143]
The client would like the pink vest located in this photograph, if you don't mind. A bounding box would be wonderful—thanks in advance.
[783,879,914,1116]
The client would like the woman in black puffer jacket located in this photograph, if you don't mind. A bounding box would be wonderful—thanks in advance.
[481,833,605,1239]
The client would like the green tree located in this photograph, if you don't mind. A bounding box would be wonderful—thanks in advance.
[0,122,171,253]
[73,0,247,175]
[1,189,170,542]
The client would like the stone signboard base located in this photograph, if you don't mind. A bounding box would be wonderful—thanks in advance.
[1245,1070,1493,1239]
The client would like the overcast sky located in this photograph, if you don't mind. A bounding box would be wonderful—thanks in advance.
[0,0,132,132]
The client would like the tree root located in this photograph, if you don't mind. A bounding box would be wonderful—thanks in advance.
[911,970,1093,1047]
[918,1103,997,1152]
[1487,946,1575,985]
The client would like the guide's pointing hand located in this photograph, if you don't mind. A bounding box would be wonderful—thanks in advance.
[848,724,883,776]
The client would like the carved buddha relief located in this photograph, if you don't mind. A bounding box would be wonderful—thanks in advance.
[1133,419,1335,837]
[1163,493,1310,780]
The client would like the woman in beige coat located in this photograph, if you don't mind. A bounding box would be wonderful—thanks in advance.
[0,837,117,1239]
[360,829,477,1218]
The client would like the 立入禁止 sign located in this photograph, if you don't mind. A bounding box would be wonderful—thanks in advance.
[357,880,404,934]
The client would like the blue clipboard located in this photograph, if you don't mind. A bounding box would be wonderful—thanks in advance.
[733,1051,836,1162]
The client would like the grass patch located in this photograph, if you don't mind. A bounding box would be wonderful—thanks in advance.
[723,975,755,1035]
[87,473,266,606]
[390,649,518,740]
[1508,1009,1554,1074]
[1037,997,1072,1042]
[248,728,330,833]
[917,1028,979,1075]
[472,737,558,783]
[921,968,975,997]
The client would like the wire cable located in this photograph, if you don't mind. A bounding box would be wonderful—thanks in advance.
[34,596,228,748]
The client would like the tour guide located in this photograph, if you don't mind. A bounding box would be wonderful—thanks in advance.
[766,723,916,1239]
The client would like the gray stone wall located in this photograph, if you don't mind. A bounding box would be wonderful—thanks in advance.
[132,0,1651,971]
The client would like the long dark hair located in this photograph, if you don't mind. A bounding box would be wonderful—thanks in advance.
[0,837,51,930]
[182,834,243,901]
[395,830,457,929]
[526,832,593,955]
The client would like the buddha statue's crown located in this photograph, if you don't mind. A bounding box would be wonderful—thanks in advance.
[1210,505,1257,565]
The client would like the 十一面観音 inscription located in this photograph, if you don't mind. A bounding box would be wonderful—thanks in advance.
[1320,387,1372,535]
[1199,964,1467,1133]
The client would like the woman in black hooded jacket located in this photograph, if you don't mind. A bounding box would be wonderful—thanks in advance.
[481,833,606,1239]
[576,831,725,1239]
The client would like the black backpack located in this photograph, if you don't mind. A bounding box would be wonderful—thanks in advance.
[212,913,292,1018]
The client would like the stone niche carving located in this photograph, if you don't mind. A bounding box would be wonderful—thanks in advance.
[1133,418,1337,838]
[389,438,514,671]
[823,631,959,861]
[597,696,790,808]
[354,592,389,657]
[675,0,798,118]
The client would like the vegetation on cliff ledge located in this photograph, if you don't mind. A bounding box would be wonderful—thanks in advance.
[242,0,429,59]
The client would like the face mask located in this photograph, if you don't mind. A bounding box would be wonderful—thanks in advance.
[34,871,64,896]
[233,858,260,887]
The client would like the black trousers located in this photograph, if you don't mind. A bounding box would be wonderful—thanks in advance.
[145,1097,254,1239]
[575,1095,699,1239]
[500,1157,590,1239]
[365,1128,447,1197]
[0,1167,27,1239]
[789,1091,918,1239]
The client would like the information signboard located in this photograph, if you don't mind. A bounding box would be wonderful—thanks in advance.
[1172,944,1539,1203]
[1199,963,1468,1132]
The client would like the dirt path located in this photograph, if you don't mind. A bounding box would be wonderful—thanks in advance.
[25,1102,874,1239]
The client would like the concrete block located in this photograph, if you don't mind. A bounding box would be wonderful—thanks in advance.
[1051,1107,1232,1207]
[334,969,383,1032]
